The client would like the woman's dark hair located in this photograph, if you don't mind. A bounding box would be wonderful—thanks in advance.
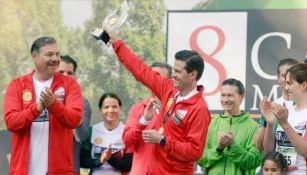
[221,78,245,95]
[286,63,307,84]
[262,151,288,171]
[98,93,122,109]
[277,58,299,75]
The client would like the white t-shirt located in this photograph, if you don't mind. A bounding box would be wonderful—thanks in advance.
[275,96,294,107]
[28,76,53,175]
[275,107,307,175]
[91,121,126,175]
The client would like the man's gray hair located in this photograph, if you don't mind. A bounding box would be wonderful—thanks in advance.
[30,36,56,54]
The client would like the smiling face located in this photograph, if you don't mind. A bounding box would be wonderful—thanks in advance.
[58,61,75,77]
[100,97,121,125]
[285,72,306,101]
[277,64,292,91]
[220,85,244,115]
[171,60,195,91]
[32,43,60,79]
[262,160,284,175]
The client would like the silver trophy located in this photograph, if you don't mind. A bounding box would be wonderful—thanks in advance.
[92,0,128,44]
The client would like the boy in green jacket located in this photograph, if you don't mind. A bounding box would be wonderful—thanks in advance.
[198,78,262,175]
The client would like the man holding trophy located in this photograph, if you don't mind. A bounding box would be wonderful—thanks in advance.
[92,1,211,174]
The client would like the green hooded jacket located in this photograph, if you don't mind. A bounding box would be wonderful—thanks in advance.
[197,112,262,175]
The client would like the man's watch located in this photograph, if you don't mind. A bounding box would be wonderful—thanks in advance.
[159,136,166,146]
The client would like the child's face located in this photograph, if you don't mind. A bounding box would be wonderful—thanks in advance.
[262,160,284,175]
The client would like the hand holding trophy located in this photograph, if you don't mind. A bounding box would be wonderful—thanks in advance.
[92,0,128,44]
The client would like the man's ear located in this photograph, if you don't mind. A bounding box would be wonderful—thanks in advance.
[302,81,307,90]
[31,52,37,60]
[190,70,198,80]
[239,94,245,103]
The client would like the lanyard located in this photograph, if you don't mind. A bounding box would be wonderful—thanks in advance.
[163,97,177,124]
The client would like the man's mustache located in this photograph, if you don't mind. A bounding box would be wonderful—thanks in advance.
[47,60,59,66]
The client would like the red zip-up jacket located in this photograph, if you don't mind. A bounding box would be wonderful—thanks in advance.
[4,72,83,175]
[113,40,211,174]
[122,97,161,175]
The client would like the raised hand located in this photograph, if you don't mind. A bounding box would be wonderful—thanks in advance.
[272,103,289,128]
[144,98,155,121]
[104,27,120,43]
[152,95,162,112]
[260,96,275,124]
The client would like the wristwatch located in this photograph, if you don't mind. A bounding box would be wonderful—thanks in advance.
[160,136,166,146]
[216,146,224,153]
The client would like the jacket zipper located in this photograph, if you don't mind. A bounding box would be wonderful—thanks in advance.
[224,117,233,175]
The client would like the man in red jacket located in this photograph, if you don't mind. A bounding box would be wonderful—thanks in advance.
[122,62,172,175]
[105,29,211,174]
[3,36,83,175]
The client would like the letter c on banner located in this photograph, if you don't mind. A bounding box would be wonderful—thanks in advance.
[190,25,227,96]
[251,32,291,80]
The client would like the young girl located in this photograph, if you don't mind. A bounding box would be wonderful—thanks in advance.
[262,151,287,175]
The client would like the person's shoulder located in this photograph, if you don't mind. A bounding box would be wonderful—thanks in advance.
[244,113,260,128]
[55,73,75,82]
[13,72,32,81]
[8,72,33,87]
[54,73,79,88]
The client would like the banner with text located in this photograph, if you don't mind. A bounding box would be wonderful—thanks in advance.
[167,9,307,114]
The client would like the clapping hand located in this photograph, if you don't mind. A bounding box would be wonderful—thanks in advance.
[272,103,289,128]
[218,131,234,149]
[100,144,112,164]
[40,87,55,108]
[260,96,276,124]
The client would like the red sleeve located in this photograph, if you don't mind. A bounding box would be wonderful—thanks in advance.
[164,107,211,161]
[4,80,40,132]
[112,40,172,101]
[122,103,147,148]
[48,78,83,129]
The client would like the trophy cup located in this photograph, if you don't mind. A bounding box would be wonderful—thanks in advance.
[92,0,128,44]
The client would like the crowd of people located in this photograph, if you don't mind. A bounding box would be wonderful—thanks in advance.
[2,28,307,175]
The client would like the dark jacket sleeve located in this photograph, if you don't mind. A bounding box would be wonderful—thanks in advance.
[75,97,91,142]
[80,146,102,169]
[108,153,133,172]
[80,127,102,169]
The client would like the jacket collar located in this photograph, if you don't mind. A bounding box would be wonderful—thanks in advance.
[173,85,204,105]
